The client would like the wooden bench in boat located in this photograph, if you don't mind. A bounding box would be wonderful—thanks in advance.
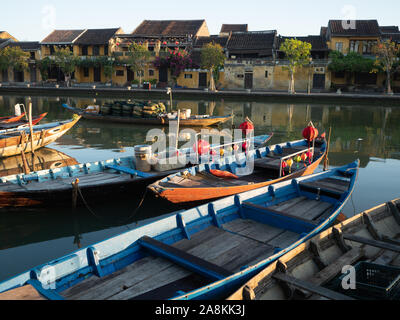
[105,165,153,178]
[242,201,319,234]
[273,272,354,300]
[139,236,233,281]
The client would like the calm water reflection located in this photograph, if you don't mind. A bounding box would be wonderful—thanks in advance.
[0,94,399,282]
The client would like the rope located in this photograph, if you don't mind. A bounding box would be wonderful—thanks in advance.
[75,183,149,227]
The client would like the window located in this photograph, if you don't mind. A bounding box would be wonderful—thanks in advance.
[82,46,88,56]
[349,41,359,53]
[104,45,109,56]
[237,74,244,79]
[137,70,144,77]
[149,69,155,77]
[50,46,55,55]
[335,42,343,53]
[362,41,376,54]
[265,71,269,78]
[83,68,89,78]
[184,74,193,79]
[116,70,124,77]
[30,52,35,60]
[93,46,100,56]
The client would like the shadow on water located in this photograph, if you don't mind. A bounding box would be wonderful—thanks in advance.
[0,94,400,281]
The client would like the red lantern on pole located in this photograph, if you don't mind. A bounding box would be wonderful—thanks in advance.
[194,140,210,156]
[239,117,255,136]
[302,125,319,142]
[281,161,288,177]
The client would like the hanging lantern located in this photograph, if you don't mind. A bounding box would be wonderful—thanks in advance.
[302,125,319,142]
[281,161,288,177]
[242,141,248,152]
[220,148,225,157]
[163,41,167,45]
[239,117,255,136]
[306,151,313,164]
[193,140,210,156]
[286,158,294,174]
[294,155,302,169]
[301,153,308,167]
[233,144,239,151]
[210,149,217,156]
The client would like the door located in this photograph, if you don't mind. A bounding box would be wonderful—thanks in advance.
[1,69,8,82]
[127,69,135,82]
[30,65,37,83]
[94,67,101,82]
[159,67,168,83]
[313,74,325,89]
[13,69,24,82]
[244,73,253,89]
[199,72,207,88]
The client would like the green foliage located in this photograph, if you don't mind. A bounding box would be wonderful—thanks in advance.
[37,56,53,81]
[280,39,312,71]
[53,47,78,77]
[125,43,152,84]
[0,46,30,72]
[328,51,375,73]
[201,43,226,72]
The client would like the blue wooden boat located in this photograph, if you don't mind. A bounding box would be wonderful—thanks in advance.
[0,160,359,300]
[0,134,272,209]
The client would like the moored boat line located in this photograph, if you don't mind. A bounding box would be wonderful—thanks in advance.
[0,161,359,300]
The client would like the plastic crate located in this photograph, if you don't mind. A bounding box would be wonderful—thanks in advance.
[339,262,400,299]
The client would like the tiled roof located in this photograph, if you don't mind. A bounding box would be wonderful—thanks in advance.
[327,20,381,37]
[194,35,229,48]
[380,26,400,34]
[132,20,206,36]
[227,31,276,53]
[7,41,40,50]
[220,24,248,34]
[278,35,328,51]
[41,30,85,44]
[74,28,121,45]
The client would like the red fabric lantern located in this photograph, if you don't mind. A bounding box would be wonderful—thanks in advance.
[281,161,288,176]
[302,126,319,142]
[239,118,255,135]
[210,149,217,156]
[194,140,210,156]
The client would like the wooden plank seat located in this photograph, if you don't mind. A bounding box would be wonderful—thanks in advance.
[139,236,233,281]
[273,272,354,300]
[242,201,319,234]
[0,285,45,301]
[105,165,153,178]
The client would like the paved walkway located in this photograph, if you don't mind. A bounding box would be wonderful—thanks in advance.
[1,85,399,104]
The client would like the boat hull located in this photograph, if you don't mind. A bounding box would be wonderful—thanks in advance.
[153,149,326,204]
[0,117,80,158]
[62,104,232,127]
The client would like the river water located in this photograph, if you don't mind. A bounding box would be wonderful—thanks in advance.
[0,93,399,282]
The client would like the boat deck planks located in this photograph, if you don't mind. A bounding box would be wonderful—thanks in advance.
[62,221,278,300]
[0,285,45,300]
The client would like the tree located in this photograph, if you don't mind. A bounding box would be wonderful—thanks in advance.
[53,47,78,87]
[126,43,152,86]
[153,48,197,84]
[0,46,29,79]
[329,51,376,86]
[280,39,312,94]
[201,43,226,91]
[372,39,400,94]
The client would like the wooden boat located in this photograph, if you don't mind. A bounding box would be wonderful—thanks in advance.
[228,197,400,301]
[0,113,48,130]
[0,116,81,158]
[0,114,26,124]
[149,137,327,204]
[0,161,359,300]
[62,104,232,127]
[0,134,272,210]
[0,147,78,177]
